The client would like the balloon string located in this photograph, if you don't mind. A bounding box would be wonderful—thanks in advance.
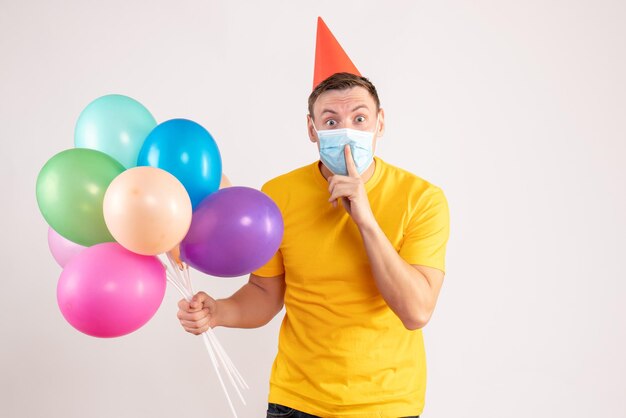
[165,270,237,415]
[163,259,248,415]
[207,328,249,389]
[171,258,247,390]
[165,270,192,299]
[199,326,239,417]
[200,327,239,417]
[202,332,247,405]
[165,259,248,392]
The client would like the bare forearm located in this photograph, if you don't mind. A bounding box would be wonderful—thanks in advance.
[214,282,283,329]
[358,221,433,329]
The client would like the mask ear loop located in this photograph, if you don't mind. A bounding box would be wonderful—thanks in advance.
[310,116,321,141]
[373,112,380,138]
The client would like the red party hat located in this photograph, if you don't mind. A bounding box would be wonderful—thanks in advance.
[312,17,361,90]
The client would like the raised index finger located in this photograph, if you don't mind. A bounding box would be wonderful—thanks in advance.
[344,144,359,177]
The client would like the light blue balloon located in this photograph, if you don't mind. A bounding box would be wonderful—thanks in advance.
[75,94,157,168]
[137,119,222,209]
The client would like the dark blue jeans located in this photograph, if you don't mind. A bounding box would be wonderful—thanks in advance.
[266,402,420,417]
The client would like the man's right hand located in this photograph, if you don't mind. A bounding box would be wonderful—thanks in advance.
[176,273,285,332]
[177,291,218,335]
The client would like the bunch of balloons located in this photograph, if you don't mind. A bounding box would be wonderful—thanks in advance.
[36,94,284,339]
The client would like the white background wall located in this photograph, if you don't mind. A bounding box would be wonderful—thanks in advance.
[1,1,625,417]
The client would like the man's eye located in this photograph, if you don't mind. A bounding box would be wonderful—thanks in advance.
[355,116,366,123]
[325,120,336,126]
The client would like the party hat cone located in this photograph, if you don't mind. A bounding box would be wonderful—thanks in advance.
[313,17,361,90]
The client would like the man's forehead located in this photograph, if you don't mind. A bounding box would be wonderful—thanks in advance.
[314,87,375,112]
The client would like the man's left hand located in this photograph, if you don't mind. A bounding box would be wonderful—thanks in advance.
[327,145,375,228]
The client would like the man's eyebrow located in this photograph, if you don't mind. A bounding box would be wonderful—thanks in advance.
[320,105,370,116]
[351,104,370,112]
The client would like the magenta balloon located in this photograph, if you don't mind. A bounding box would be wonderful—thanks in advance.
[57,242,166,338]
[180,186,284,277]
[48,227,87,267]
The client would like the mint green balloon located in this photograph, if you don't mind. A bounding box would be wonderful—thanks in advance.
[74,94,157,168]
[36,149,125,246]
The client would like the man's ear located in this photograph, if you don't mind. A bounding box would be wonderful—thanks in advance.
[377,108,386,138]
[307,114,318,143]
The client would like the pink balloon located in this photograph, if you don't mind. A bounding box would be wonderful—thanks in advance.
[57,242,166,338]
[48,227,87,267]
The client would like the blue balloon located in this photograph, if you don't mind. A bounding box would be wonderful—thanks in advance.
[137,119,222,209]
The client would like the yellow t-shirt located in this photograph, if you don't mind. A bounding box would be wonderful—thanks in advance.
[253,156,450,418]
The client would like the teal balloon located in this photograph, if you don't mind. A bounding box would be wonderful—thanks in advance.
[74,94,157,168]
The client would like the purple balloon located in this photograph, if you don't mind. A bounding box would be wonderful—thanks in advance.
[57,242,166,338]
[48,227,87,267]
[180,186,284,277]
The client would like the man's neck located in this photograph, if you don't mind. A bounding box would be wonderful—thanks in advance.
[318,159,376,183]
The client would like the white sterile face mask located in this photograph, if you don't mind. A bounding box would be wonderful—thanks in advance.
[314,116,379,176]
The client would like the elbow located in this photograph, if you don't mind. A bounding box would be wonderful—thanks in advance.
[402,318,426,331]
[401,311,431,331]
[256,302,283,328]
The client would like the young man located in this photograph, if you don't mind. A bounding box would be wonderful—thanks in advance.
[177,19,450,418]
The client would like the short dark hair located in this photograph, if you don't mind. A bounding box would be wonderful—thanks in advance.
[308,72,380,119]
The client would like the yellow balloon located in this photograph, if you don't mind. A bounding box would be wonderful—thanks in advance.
[103,167,192,255]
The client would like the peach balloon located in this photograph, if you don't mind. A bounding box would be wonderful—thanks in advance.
[103,167,192,255]
[219,173,232,189]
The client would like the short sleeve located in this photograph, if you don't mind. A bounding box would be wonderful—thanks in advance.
[251,182,286,278]
[398,187,450,273]
[252,248,285,277]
